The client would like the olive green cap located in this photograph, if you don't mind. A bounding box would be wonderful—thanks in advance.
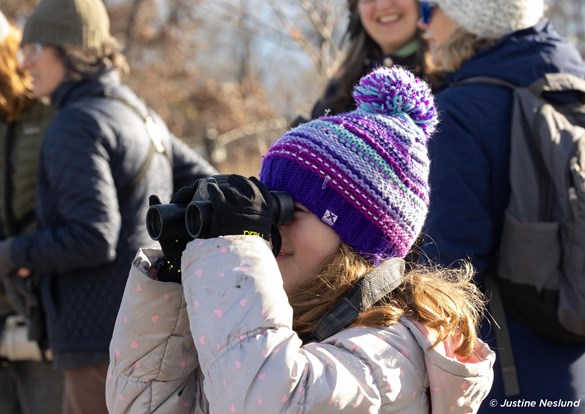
[22,0,110,49]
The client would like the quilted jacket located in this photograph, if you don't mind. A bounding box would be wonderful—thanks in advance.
[0,99,54,239]
[9,70,216,361]
[0,99,54,317]
[107,236,495,413]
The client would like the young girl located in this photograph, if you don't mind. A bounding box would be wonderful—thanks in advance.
[106,66,495,413]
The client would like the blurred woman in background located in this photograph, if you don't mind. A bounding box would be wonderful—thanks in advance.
[417,0,585,411]
[0,10,63,414]
[309,0,438,119]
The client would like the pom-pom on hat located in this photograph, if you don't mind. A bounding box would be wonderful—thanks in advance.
[260,66,437,264]
[22,0,110,49]
[433,0,544,39]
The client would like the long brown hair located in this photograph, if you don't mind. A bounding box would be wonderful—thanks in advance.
[0,24,34,121]
[289,244,486,357]
[433,27,498,73]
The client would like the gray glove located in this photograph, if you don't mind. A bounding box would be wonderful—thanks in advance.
[3,274,38,316]
[0,239,16,279]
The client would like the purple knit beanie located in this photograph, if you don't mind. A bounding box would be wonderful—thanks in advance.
[259,66,438,264]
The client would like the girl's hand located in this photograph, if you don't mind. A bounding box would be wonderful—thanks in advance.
[208,175,273,241]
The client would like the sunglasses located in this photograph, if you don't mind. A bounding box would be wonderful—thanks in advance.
[18,43,44,65]
[419,2,439,25]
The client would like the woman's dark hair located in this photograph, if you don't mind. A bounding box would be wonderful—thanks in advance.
[317,0,429,116]
[54,36,129,81]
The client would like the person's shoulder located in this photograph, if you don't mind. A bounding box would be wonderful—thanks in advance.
[54,80,132,127]
[326,322,426,366]
[438,78,510,100]
[400,317,495,374]
[435,76,514,126]
[50,102,98,130]
[60,74,145,120]
[399,317,495,411]
[42,101,111,152]
[317,324,428,394]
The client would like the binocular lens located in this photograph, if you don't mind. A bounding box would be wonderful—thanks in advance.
[146,203,191,241]
[270,191,294,226]
[146,207,163,240]
[185,201,214,239]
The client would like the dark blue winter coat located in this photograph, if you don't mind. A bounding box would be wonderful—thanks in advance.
[11,70,216,366]
[421,21,585,410]
[422,20,585,278]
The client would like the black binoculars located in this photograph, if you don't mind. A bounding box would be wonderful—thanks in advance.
[146,175,294,242]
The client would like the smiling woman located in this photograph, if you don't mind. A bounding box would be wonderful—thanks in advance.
[308,0,439,120]
[357,0,419,54]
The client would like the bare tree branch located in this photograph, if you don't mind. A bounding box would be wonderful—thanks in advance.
[298,0,327,34]
[123,0,145,52]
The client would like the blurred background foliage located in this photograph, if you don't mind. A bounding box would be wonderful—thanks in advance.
[1,0,583,175]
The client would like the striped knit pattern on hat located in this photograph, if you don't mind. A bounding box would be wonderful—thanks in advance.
[434,0,544,39]
[260,66,437,264]
[22,0,110,49]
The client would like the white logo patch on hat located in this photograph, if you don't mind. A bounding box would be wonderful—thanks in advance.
[322,210,338,226]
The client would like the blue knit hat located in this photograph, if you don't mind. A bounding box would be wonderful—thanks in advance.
[260,66,438,264]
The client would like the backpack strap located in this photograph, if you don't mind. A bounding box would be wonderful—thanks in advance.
[451,76,516,90]
[101,88,173,202]
[484,276,520,396]
[306,258,405,342]
[454,73,585,101]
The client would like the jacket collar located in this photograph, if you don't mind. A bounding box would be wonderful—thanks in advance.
[51,69,121,110]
